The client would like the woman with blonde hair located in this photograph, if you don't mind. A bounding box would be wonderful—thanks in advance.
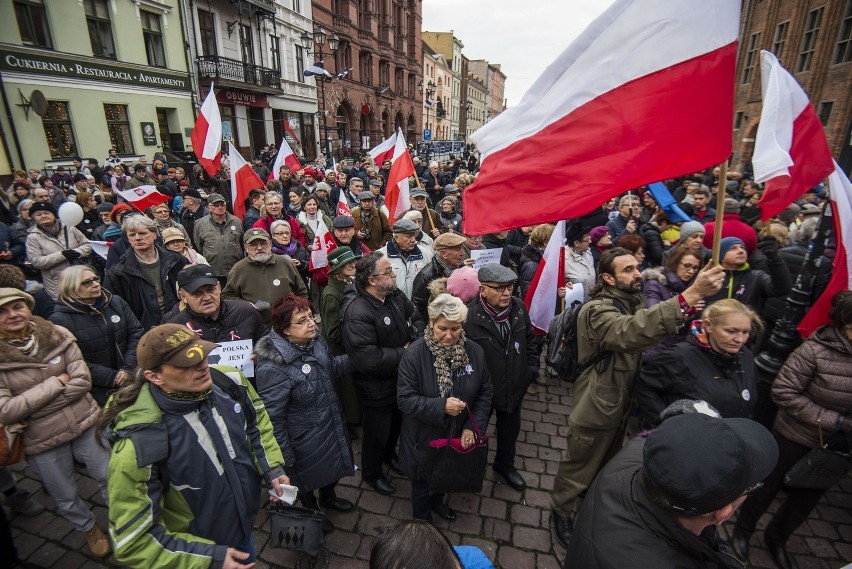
[636,299,762,427]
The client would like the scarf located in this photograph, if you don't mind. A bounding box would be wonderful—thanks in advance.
[160,386,213,401]
[272,239,297,257]
[434,254,456,278]
[1,321,38,356]
[424,326,469,398]
[479,296,512,344]
[37,221,62,238]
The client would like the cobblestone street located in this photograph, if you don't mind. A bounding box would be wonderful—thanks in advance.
[5,377,852,568]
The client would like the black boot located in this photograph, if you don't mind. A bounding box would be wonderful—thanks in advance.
[319,487,354,512]
[551,509,573,548]
[299,491,320,511]
[764,533,792,569]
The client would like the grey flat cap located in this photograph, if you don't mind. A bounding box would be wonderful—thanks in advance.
[393,219,420,233]
[478,263,517,284]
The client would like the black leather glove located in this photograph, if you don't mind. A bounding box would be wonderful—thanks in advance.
[757,235,780,259]
[61,250,81,261]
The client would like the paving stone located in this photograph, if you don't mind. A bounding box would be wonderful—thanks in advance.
[324,530,361,557]
[329,555,370,568]
[31,547,86,568]
[512,525,551,552]
[525,431,550,446]
[548,403,571,415]
[37,513,75,541]
[452,511,483,535]
[807,519,839,540]
[354,535,375,559]
[538,446,562,461]
[448,493,480,514]
[498,546,536,567]
[357,513,397,538]
[461,537,498,561]
[803,536,837,559]
[482,517,512,542]
[15,532,47,560]
[511,503,541,526]
[537,553,563,569]
[479,497,506,519]
[515,441,538,458]
[817,505,852,524]
[357,491,393,514]
[539,474,555,491]
[492,482,522,502]
[523,489,553,509]
[524,457,546,473]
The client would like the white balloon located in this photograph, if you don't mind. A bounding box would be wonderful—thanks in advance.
[58,202,84,227]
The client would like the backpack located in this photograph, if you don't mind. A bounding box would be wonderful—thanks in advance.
[545,298,627,383]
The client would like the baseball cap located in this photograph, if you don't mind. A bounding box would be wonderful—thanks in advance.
[177,265,218,293]
[643,414,778,516]
[137,324,218,371]
[244,228,270,243]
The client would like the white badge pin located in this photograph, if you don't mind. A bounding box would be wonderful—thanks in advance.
[273,279,281,286]
[741,389,751,401]
[110,314,121,323]
[234,403,241,414]
[49,356,61,364]
[230,225,236,231]
[465,364,473,374]
[514,341,520,353]
[302,364,311,374]
[383,316,391,325]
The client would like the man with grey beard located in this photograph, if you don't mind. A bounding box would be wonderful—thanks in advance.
[222,228,308,325]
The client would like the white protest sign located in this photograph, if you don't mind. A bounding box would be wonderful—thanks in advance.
[563,283,585,308]
[208,339,254,377]
[470,247,503,269]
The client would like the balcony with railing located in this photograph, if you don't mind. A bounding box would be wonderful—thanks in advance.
[197,55,280,92]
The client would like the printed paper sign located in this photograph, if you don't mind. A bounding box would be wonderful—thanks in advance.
[208,339,254,377]
[470,247,503,269]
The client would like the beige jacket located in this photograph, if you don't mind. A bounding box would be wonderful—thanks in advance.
[25,223,92,299]
[0,318,100,456]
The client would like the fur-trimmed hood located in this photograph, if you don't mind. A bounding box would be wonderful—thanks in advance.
[0,316,72,369]
[254,333,288,366]
[641,267,668,285]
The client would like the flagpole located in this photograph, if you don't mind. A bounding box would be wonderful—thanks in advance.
[710,160,729,265]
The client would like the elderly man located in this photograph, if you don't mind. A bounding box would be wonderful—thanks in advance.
[378,219,431,299]
[464,264,538,491]
[167,264,266,345]
[605,195,642,240]
[105,324,289,569]
[222,228,308,325]
[352,192,392,250]
[331,215,371,256]
[104,215,188,329]
[404,188,444,237]
[179,188,208,249]
[565,413,778,569]
[410,232,466,317]
[193,193,244,287]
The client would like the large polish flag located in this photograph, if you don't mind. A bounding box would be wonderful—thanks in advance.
[369,131,398,165]
[753,51,834,222]
[116,185,170,211]
[191,84,223,176]
[463,0,740,234]
[268,137,302,181]
[228,142,265,219]
[308,216,337,271]
[798,162,852,338]
[384,128,414,220]
[525,220,566,334]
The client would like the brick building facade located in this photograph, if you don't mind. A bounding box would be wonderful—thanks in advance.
[734,0,852,173]
[311,0,423,158]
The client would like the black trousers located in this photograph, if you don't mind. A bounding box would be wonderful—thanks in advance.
[734,431,827,543]
[490,405,522,471]
[361,403,402,481]
[0,502,17,567]
[298,483,338,510]
[411,478,445,523]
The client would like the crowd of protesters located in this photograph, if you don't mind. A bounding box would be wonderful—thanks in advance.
[0,144,849,569]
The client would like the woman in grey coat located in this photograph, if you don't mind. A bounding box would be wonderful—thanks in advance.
[254,293,355,518]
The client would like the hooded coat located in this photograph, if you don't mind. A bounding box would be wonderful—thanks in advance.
[25,222,93,299]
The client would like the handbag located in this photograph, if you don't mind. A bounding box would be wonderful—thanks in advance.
[0,422,27,466]
[266,502,326,557]
[428,407,489,494]
[784,414,852,491]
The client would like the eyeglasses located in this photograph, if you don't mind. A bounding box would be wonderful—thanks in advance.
[209,202,226,208]
[289,313,314,327]
[247,241,269,248]
[482,283,514,293]
[80,277,101,288]
[372,269,396,277]
[679,263,700,271]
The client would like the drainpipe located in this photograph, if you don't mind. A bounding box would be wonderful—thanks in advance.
[0,70,25,170]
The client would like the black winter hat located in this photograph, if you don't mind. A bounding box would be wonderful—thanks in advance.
[29,201,57,217]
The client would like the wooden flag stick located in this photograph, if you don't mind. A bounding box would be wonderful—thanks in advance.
[710,159,729,265]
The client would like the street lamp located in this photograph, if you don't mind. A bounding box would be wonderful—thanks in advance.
[418,79,436,158]
[300,28,339,167]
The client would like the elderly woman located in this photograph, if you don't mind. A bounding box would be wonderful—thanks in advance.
[25,201,93,299]
[271,219,309,282]
[52,266,143,406]
[636,299,762,428]
[254,294,355,520]
[162,227,208,266]
[397,294,493,523]
[731,291,852,569]
[150,202,190,243]
[0,288,111,558]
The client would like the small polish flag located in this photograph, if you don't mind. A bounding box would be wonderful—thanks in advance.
[228,142,265,219]
[116,185,170,211]
[89,241,112,259]
[384,128,414,220]
[268,137,302,181]
[191,84,223,176]
[525,220,567,334]
[337,189,352,217]
[753,51,835,222]
[309,216,337,271]
[369,131,398,166]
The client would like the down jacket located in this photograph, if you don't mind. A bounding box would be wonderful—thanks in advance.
[772,325,852,449]
[397,338,493,481]
[641,267,693,363]
[254,332,354,492]
[25,223,93,299]
[0,318,99,456]
[52,291,143,406]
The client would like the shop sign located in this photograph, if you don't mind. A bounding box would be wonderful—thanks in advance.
[0,46,190,92]
[140,122,157,145]
[216,89,268,107]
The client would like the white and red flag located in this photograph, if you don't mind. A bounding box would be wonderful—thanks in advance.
[191,84,223,176]
[268,137,302,181]
[525,220,566,334]
[116,185,170,211]
[308,216,337,271]
[368,131,398,165]
[336,190,352,217]
[753,51,834,222]
[228,142,265,219]
[463,0,740,234]
[384,128,414,220]
[798,162,852,338]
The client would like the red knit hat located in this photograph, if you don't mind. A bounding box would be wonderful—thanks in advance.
[110,203,133,222]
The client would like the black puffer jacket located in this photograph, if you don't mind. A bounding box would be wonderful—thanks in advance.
[411,257,451,317]
[704,255,792,312]
[640,222,666,267]
[52,291,143,405]
[166,299,267,345]
[518,245,543,299]
[397,338,493,481]
[341,286,424,406]
[103,246,188,330]
[254,331,354,492]
[464,297,538,413]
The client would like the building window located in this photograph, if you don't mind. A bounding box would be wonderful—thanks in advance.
[335,41,352,73]
[240,24,254,65]
[379,60,390,86]
[141,11,166,67]
[772,21,789,60]
[359,51,373,85]
[14,0,52,48]
[797,7,823,73]
[84,0,116,59]
[734,111,744,130]
[198,9,216,56]
[104,104,134,154]
[42,101,77,158]
[834,0,852,64]
[395,67,404,93]
[295,45,305,83]
[293,0,301,12]
[741,33,760,84]
[818,101,833,125]
[270,36,280,73]
[408,74,415,98]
